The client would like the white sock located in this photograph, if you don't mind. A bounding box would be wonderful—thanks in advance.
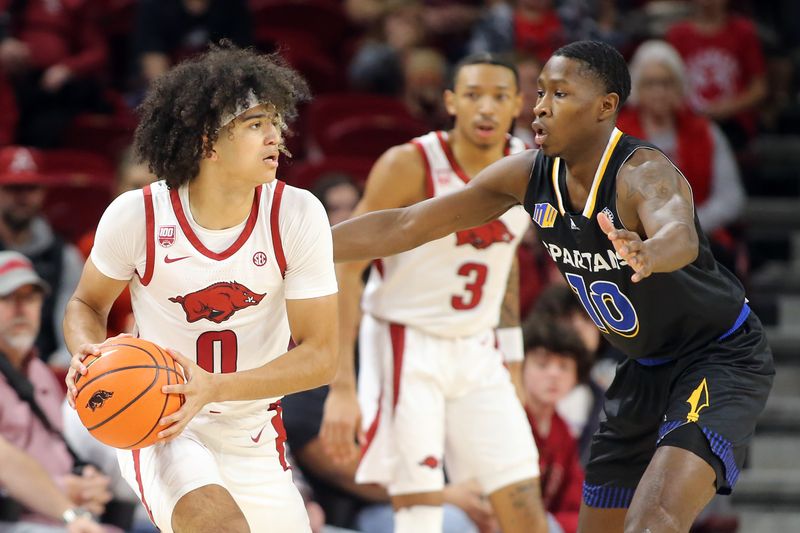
[394,505,444,533]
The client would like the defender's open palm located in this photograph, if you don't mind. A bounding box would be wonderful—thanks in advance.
[65,333,133,409]
[598,212,653,282]
[158,348,213,442]
[320,386,364,464]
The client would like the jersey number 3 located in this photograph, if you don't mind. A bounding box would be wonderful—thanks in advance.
[452,262,488,310]
[565,273,639,337]
[196,330,238,373]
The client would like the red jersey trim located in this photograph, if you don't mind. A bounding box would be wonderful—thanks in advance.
[140,185,155,286]
[270,181,287,278]
[132,450,155,525]
[373,259,384,278]
[436,131,470,184]
[268,401,291,471]
[411,140,434,198]
[389,323,405,410]
[170,185,262,261]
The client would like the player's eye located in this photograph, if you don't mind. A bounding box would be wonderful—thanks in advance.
[536,90,544,98]
[555,91,567,98]
[249,122,262,130]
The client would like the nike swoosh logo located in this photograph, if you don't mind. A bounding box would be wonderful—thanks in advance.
[164,255,190,264]
[250,425,266,443]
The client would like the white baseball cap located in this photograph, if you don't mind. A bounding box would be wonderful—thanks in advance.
[0,251,50,297]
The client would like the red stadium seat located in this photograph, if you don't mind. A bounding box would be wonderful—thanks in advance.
[43,181,113,243]
[283,156,375,190]
[307,93,417,155]
[250,0,350,52]
[42,149,115,184]
[317,114,428,159]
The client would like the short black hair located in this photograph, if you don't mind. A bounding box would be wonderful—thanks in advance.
[533,284,585,319]
[449,52,519,92]
[553,40,630,108]
[134,42,311,189]
[522,315,592,383]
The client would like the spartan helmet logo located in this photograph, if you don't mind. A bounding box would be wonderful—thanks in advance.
[86,390,114,412]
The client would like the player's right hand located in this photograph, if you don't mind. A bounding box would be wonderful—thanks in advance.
[66,333,133,409]
[320,385,364,464]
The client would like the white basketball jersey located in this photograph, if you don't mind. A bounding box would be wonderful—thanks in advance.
[361,131,531,337]
[120,180,330,418]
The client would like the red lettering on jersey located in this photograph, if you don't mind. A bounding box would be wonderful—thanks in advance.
[455,220,514,249]
[419,456,440,469]
[169,281,265,323]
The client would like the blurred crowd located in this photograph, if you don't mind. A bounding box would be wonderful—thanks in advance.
[0,0,798,532]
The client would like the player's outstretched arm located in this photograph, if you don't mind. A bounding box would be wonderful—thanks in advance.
[63,258,129,407]
[601,149,699,283]
[332,150,537,263]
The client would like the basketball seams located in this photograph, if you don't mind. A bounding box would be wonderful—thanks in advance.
[76,339,186,449]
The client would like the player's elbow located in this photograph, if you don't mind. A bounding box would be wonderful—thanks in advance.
[316,344,339,385]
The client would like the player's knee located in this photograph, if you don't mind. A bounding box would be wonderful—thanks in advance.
[623,504,684,533]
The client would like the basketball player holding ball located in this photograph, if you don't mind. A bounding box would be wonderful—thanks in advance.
[63,44,339,533]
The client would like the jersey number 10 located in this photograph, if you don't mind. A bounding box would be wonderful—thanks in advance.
[565,273,639,337]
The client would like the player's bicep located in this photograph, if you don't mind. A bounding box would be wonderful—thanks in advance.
[286,294,338,351]
[71,258,129,317]
[621,151,695,239]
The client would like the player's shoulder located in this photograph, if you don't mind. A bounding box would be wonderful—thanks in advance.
[276,181,327,219]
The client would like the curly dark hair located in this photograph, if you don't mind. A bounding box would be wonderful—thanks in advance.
[133,43,311,189]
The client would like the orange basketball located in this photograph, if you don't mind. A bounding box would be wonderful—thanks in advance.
[75,337,185,450]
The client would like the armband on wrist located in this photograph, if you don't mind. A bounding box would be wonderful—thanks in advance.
[62,507,92,524]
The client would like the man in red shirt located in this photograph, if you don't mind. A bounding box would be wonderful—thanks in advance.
[666,0,767,149]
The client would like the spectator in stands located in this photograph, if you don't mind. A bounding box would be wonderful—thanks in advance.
[312,174,362,227]
[349,1,425,96]
[404,48,450,131]
[133,0,252,89]
[666,0,767,150]
[513,53,542,147]
[0,0,110,147]
[77,148,156,337]
[0,434,102,532]
[531,285,609,465]
[468,0,566,64]
[0,251,113,530]
[617,40,746,275]
[521,317,588,533]
[0,146,82,366]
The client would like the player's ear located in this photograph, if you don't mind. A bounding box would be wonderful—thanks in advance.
[444,89,457,116]
[598,92,619,122]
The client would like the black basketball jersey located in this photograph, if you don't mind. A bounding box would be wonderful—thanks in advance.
[523,128,746,361]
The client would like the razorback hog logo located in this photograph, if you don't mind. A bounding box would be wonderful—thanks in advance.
[419,456,440,469]
[169,281,265,323]
[455,220,514,249]
[86,390,113,412]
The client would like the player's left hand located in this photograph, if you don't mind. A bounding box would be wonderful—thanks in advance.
[158,348,214,442]
[598,211,653,283]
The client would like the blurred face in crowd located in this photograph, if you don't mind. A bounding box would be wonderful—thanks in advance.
[0,284,43,362]
[516,58,542,126]
[446,64,522,150]
[636,61,683,121]
[523,347,578,408]
[324,182,360,226]
[0,184,45,232]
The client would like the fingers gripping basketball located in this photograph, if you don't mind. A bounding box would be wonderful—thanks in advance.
[75,338,185,450]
